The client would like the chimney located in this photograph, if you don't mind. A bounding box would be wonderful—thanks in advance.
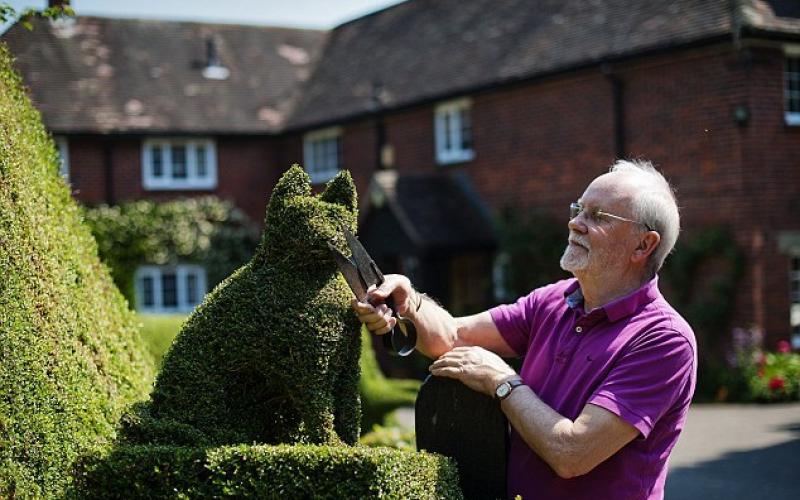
[202,36,230,80]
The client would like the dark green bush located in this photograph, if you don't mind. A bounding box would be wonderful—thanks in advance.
[137,316,419,431]
[84,197,260,306]
[494,208,569,302]
[124,166,363,447]
[74,443,461,499]
[0,43,153,498]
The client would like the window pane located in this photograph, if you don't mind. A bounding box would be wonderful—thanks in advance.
[162,272,177,307]
[186,272,198,305]
[788,57,800,113]
[325,137,336,169]
[172,145,187,179]
[196,145,207,177]
[141,276,154,307]
[443,112,452,150]
[460,107,472,150]
[151,146,163,177]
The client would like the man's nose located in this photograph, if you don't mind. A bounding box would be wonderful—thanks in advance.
[568,215,587,233]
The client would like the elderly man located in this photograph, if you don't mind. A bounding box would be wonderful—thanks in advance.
[352,160,696,500]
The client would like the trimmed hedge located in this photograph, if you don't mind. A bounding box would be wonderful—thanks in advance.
[0,43,153,498]
[73,443,462,499]
[124,166,364,447]
[84,197,260,306]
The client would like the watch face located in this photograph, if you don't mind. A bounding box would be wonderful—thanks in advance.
[496,383,510,398]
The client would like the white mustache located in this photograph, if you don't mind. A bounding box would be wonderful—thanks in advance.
[568,236,590,249]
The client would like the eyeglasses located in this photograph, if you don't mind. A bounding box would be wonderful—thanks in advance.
[570,202,654,231]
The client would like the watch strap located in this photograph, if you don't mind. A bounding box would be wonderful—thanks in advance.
[497,378,525,400]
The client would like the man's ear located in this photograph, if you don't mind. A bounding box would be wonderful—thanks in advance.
[631,231,661,265]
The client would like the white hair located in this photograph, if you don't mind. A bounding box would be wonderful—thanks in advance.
[609,159,680,276]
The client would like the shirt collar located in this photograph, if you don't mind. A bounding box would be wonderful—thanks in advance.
[563,276,661,322]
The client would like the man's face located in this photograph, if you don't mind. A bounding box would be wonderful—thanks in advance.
[560,173,642,278]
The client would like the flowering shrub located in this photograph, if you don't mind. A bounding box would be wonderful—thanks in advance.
[746,341,800,402]
[727,327,800,402]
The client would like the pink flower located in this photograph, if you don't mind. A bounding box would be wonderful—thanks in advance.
[768,376,785,391]
[777,340,791,354]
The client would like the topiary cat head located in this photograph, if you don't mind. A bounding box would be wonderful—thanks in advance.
[258,165,357,264]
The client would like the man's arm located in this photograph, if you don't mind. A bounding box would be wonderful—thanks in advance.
[430,349,639,479]
[351,274,516,358]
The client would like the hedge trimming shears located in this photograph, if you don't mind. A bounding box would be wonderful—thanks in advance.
[327,229,417,356]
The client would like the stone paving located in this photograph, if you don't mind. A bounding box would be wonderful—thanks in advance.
[666,402,800,499]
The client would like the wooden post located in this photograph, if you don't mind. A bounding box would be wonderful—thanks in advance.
[415,376,508,499]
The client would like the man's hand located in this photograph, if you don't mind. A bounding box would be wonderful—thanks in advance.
[350,274,417,335]
[429,346,518,396]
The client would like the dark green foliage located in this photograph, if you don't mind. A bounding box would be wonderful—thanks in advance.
[137,316,419,430]
[358,328,420,431]
[0,43,153,497]
[84,197,259,306]
[124,166,363,447]
[73,443,462,499]
[659,227,745,401]
[494,208,569,301]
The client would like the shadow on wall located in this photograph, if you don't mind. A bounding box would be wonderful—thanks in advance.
[665,423,800,500]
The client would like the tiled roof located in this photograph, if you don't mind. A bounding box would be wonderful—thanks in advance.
[365,170,496,251]
[1,16,326,133]
[287,0,800,130]
[3,1,799,135]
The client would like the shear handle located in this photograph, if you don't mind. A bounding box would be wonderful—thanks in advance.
[380,295,417,357]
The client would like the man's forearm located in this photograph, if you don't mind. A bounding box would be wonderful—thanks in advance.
[405,293,460,358]
[500,387,637,479]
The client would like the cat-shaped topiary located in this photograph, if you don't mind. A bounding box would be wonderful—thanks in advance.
[125,165,362,446]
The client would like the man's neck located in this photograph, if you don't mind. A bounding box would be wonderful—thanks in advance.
[575,270,649,312]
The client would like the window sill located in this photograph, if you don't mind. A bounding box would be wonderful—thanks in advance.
[436,150,475,166]
[143,181,218,191]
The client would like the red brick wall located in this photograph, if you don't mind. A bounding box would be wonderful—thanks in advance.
[67,136,279,224]
[281,43,798,345]
[65,42,799,346]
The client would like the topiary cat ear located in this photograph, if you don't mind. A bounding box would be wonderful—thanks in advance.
[320,169,357,213]
[269,164,311,208]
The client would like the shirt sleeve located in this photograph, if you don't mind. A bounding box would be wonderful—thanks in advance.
[488,290,539,357]
[588,330,695,438]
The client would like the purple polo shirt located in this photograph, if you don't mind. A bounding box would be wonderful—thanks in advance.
[489,277,696,500]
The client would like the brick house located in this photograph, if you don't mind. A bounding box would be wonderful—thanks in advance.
[3,0,800,351]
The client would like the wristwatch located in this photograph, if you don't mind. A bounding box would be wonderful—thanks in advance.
[495,378,525,400]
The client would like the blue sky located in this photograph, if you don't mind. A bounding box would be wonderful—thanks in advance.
[3,0,405,29]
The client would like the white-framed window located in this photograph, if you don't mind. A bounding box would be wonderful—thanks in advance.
[54,136,69,180]
[303,127,342,184]
[785,46,800,125]
[134,264,207,314]
[142,138,217,190]
[791,255,800,349]
[435,98,474,165]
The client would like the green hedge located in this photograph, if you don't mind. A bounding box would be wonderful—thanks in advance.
[0,43,153,498]
[84,197,260,306]
[73,444,461,499]
[138,317,420,432]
